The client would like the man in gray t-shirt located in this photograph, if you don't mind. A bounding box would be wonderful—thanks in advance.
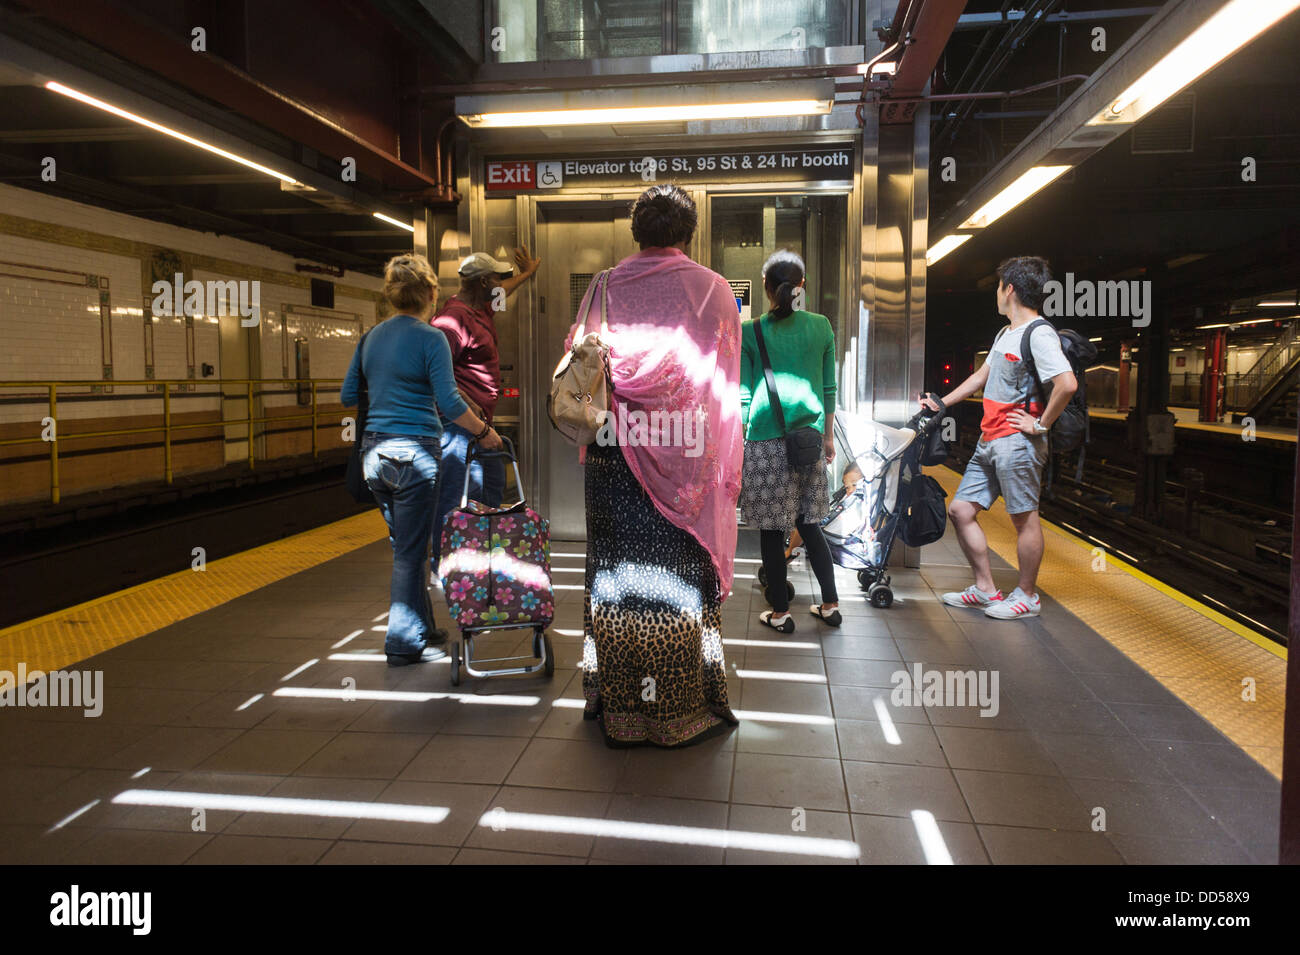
[921,256,1078,620]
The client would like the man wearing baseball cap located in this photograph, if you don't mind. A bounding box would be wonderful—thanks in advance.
[430,245,541,574]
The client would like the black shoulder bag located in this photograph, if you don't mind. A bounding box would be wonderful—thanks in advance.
[753,318,824,469]
[344,330,376,505]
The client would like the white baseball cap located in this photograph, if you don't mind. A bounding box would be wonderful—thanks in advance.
[458,252,514,280]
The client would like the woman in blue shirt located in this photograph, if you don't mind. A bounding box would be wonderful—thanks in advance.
[341,254,501,665]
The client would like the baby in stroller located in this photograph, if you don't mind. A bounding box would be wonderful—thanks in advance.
[783,462,864,561]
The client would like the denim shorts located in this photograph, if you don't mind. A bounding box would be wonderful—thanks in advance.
[953,431,1048,515]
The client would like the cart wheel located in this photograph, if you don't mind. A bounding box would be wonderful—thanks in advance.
[869,585,894,609]
[449,641,461,686]
[532,627,544,659]
[543,634,555,677]
[757,565,768,587]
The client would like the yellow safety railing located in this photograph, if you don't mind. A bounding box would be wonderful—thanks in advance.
[0,379,352,504]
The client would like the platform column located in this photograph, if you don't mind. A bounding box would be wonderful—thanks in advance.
[1117,341,1133,413]
[1199,329,1225,423]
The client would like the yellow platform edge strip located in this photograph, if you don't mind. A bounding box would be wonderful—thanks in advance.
[1038,518,1287,661]
[0,509,389,674]
[937,465,1285,779]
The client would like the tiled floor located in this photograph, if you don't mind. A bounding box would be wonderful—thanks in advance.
[0,525,1280,865]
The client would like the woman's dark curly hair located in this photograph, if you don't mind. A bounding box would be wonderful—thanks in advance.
[629,184,697,249]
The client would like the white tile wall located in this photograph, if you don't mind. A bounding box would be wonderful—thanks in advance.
[0,184,382,428]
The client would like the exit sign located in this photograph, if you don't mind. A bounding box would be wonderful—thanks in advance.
[486,161,534,190]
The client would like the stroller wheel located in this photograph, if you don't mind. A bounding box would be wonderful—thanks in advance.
[761,581,796,606]
[857,569,880,589]
[543,634,555,678]
[868,585,893,609]
[758,565,767,587]
[449,641,462,686]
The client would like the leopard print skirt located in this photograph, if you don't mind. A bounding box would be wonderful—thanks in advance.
[581,444,738,747]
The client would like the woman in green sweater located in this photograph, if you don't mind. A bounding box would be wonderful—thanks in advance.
[739,251,841,633]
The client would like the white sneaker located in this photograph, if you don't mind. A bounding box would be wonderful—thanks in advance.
[941,585,1003,609]
[984,587,1040,619]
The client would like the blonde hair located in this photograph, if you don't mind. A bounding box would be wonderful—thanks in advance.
[382,254,438,314]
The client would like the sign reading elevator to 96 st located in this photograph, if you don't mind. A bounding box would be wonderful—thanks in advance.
[485,146,854,191]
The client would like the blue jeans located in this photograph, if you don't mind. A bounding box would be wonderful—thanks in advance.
[431,423,506,575]
[362,432,442,656]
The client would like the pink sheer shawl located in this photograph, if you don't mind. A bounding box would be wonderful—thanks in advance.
[565,247,743,600]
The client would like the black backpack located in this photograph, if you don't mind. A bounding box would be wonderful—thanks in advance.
[1020,318,1097,454]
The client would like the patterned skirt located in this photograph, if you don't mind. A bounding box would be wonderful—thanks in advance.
[740,436,830,530]
[581,444,738,747]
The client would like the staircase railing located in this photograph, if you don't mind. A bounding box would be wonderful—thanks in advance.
[1239,320,1300,401]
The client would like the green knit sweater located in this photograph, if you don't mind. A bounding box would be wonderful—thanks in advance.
[739,309,837,441]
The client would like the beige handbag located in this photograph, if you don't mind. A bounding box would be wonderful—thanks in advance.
[548,269,613,446]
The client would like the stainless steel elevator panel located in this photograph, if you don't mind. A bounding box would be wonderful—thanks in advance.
[533,202,638,540]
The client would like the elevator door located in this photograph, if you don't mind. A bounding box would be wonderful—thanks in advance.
[534,202,639,539]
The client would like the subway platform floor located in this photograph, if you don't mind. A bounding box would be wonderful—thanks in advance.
[0,503,1282,865]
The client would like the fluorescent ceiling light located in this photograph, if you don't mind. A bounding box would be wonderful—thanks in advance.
[45,81,301,185]
[1092,0,1300,124]
[926,233,972,265]
[959,165,1071,230]
[373,211,414,232]
[1089,337,1103,342]
[1258,299,1296,307]
[461,99,832,128]
[1197,323,1230,329]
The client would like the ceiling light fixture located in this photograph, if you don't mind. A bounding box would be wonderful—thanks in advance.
[958,165,1072,230]
[925,233,973,266]
[1095,0,1300,124]
[45,81,301,185]
[373,212,415,232]
[460,99,833,128]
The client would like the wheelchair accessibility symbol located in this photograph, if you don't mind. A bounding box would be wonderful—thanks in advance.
[537,161,563,188]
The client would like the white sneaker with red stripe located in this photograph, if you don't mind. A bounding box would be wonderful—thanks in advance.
[984,587,1040,619]
[941,585,1003,609]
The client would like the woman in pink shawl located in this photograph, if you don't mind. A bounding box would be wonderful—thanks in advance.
[563,184,743,748]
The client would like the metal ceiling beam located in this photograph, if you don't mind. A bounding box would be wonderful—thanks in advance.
[0,32,415,232]
[931,0,1291,243]
[0,153,383,271]
[880,0,972,124]
[7,0,444,194]
[954,6,1162,30]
